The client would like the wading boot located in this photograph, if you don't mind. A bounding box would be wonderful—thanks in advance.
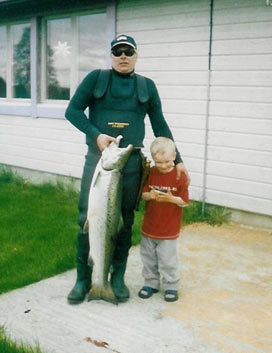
[110,259,129,303]
[67,259,92,304]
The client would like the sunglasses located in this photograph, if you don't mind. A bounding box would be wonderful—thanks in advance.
[111,47,136,57]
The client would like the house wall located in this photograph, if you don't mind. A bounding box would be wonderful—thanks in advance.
[207,0,272,216]
[0,115,86,178]
[117,0,272,216]
[0,0,271,219]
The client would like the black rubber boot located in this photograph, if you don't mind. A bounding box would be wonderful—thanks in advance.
[67,258,92,304]
[110,259,129,303]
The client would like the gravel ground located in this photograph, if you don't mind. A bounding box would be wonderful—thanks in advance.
[0,223,271,353]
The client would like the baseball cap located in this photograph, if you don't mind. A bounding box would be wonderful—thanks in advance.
[111,34,137,50]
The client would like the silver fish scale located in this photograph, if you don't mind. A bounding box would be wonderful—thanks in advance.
[86,137,133,304]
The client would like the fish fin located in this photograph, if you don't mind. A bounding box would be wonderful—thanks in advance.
[117,216,123,233]
[92,170,101,188]
[87,283,118,305]
[83,220,89,233]
[87,256,94,267]
[112,217,123,243]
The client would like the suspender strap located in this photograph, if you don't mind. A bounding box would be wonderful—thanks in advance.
[136,74,149,103]
[93,69,149,103]
[93,69,111,99]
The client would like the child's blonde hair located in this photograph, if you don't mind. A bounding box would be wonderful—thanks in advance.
[150,137,176,158]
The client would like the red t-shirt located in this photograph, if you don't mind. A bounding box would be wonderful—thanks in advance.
[141,167,189,240]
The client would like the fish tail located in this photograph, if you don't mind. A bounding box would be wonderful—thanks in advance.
[88,284,118,305]
[83,220,89,233]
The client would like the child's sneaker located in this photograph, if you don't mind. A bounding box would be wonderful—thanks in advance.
[138,286,159,299]
[164,290,178,302]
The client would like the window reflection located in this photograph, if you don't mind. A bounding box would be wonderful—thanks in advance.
[78,13,107,82]
[0,12,107,102]
[46,18,71,100]
[12,24,31,98]
[0,26,7,98]
[45,12,107,100]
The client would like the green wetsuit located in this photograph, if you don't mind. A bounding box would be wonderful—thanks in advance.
[65,68,182,270]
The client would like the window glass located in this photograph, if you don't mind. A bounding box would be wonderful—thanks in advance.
[45,12,107,100]
[0,26,7,98]
[0,11,108,103]
[46,18,71,100]
[78,13,107,82]
[12,23,31,98]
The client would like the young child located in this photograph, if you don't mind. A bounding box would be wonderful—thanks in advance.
[138,137,189,302]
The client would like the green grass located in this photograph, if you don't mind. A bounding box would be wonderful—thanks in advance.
[0,167,78,295]
[0,327,44,353]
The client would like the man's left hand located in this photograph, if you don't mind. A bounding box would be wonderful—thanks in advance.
[176,163,191,185]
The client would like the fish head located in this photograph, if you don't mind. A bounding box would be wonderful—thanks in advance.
[102,135,133,170]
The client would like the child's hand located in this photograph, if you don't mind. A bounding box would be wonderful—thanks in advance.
[149,188,159,200]
[154,188,173,203]
[154,188,185,207]
[142,189,158,201]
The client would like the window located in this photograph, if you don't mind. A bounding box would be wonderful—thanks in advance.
[0,22,31,99]
[0,3,115,117]
[0,26,7,98]
[42,12,107,101]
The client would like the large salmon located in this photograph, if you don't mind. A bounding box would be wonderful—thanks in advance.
[84,136,133,304]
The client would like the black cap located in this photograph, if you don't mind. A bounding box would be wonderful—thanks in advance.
[111,34,137,50]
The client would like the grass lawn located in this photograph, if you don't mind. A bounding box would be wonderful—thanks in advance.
[0,172,79,295]
[0,327,44,353]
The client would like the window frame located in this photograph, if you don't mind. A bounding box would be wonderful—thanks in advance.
[40,14,72,104]
[0,2,116,119]
[0,20,32,104]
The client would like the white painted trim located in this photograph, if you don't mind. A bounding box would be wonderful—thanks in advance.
[70,16,78,98]
[106,0,116,68]
[40,18,47,102]
[36,103,68,119]
[6,25,12,99]
[30,17,38,118]
[0,101,31,115]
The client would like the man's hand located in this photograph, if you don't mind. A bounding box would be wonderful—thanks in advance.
[96,134,117,152]
[176,162,191,185]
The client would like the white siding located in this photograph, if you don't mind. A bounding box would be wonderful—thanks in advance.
[0,0,272,218]
[207,0,272,216]
[0,115,87,178]
[117,0,210,202]
[117,0,272,216]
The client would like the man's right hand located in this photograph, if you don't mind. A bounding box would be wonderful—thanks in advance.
[96,134,117,152]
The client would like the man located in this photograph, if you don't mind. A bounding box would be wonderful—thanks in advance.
[65,34,190,304]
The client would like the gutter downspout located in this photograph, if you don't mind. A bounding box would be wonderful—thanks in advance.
[202,0,214,215]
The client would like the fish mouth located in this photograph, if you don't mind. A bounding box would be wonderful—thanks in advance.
[101,136,133,170]
[115,135,123,146]
[113,135,133,150]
